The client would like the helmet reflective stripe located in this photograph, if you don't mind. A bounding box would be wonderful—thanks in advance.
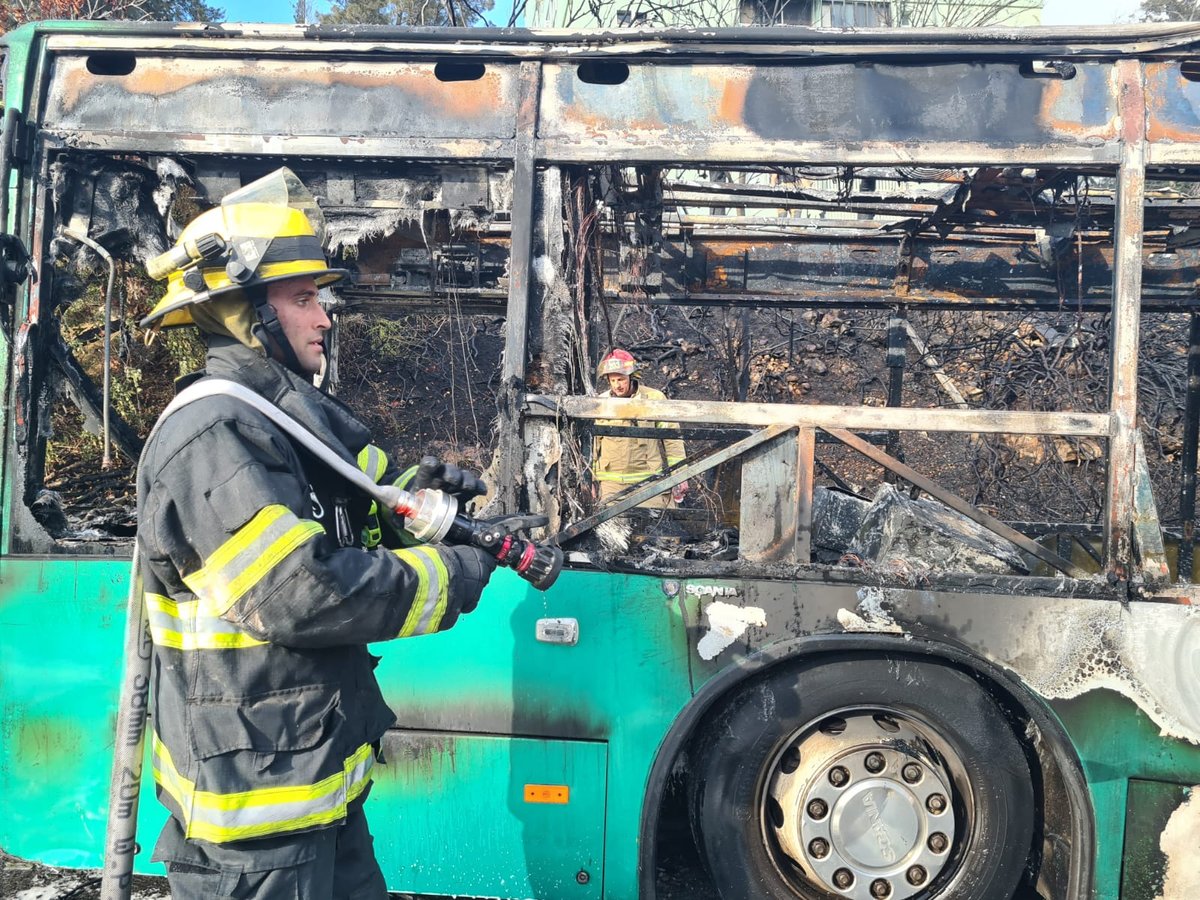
[597,349,640,379]
[145,592,267,650]
[142,201,347,329]
[151,733,375,843]
[393,546,450,636]
[182,505,324,616]
[255,234,327,268]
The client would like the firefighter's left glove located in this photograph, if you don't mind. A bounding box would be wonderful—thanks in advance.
[443,545,498,616]
[411,456,488,510]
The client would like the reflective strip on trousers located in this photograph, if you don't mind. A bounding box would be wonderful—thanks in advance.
[183,504,324,614]
[145,592,268,650]
[392,545,449,636]
[151,732,375,843]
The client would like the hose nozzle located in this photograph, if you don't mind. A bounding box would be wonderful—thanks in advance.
[378,486,562,591]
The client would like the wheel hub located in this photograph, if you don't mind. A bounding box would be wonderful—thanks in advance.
[831,779,922,870]
[765,712,958,900]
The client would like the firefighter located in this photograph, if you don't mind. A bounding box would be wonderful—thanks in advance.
[136,169,494,899]
[591,348,688,509]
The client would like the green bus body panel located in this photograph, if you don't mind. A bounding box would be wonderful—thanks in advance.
[0,558,691,897]
[0,557,159,867]
[372,732,606,898]
[6,558,1200,896]
[1120,779,1192,900]
[1053,691,1200,900]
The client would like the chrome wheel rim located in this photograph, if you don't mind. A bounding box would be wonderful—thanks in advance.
[762,710,967,899]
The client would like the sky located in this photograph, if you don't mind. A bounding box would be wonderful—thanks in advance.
[1041,0,1140,24]
[218,0,1138,27]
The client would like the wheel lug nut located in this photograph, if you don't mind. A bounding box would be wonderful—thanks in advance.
[906,866,927,886]
[864,752,885,773]
[870,878,891,898]
[902,763,922,783]
[828,766,850,787]
[928,832,949,853]
[808,838,830,859]
[927,793,947,813]
[833,868,854,889]
[807,799,828,819]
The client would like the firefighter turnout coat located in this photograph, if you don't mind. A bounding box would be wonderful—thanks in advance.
[591,384,685,508]
[136,337,462,845]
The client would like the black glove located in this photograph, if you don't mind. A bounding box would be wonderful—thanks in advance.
[412,456,488,509]
[442,545,498,617]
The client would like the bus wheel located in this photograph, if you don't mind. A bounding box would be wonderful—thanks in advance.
[690,655,1034,900]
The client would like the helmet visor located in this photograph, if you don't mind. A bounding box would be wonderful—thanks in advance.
[222,167,327,244]
[221,168,330,284]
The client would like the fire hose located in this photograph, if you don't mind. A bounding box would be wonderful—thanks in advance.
[99,378,562,900]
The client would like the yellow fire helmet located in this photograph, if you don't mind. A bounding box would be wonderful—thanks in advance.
[141,168,347,330]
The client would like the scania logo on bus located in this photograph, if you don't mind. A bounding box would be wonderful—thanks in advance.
[685,583,739,598]
[861,790,898,863]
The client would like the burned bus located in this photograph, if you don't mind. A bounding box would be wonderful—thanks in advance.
[2,18,1200,900]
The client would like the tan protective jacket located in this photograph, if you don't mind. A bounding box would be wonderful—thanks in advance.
[592,384,685,493]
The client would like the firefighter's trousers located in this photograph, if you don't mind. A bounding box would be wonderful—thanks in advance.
[154,794,388,900]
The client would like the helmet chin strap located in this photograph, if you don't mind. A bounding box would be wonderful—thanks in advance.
[248,290,306,375]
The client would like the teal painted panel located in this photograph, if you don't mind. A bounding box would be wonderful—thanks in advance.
[0,557,166,868]
[1052,690,1200,900]
[1121,779,1193,900]
[0,558,694,898]
[373,567,694,898]
[372,731,606,898]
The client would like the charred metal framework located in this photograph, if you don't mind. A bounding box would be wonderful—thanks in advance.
[5,22,1200,601]
[5,22,1200,900]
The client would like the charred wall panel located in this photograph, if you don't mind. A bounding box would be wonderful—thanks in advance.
[539,61,1120,159]
[42,55,520,142]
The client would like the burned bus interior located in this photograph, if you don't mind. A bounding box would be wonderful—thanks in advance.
[7,25,1200,600]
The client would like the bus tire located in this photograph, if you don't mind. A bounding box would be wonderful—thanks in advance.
[689,654,1035,900]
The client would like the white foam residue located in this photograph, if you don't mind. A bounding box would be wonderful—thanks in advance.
[1155,789,1200,899]
[533,254,558,284]
[697,600,766,660]
[837,587,904,634]
[1012,602,1200,745]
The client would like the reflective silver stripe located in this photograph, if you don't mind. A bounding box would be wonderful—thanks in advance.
[152,732,376,843]
[357,444,387,483]
[183,505,323,614]
[145,592,266,650]
[394,546,449,637]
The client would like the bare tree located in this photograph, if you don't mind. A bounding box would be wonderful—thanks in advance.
[1140,0,1200,21]
[894,0,1038,27]
[522,0,1038,32]
[2,0,220,39]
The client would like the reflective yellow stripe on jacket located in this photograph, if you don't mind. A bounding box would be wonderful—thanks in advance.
[356,444,389,484]
[392,546,449,636]
[182,504,323,615]
[145,592,267,650]
[592,467,668,484]
[357,445,390,548]
[151,732,375,843]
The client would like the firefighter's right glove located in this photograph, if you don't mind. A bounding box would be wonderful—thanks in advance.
[443,545,498,616]
[410,456,488,510]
